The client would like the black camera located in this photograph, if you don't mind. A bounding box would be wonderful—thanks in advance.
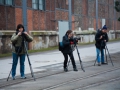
[73,37,81,44]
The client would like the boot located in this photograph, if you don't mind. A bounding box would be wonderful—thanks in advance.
[73,67,78,71]
[64,67,68,72]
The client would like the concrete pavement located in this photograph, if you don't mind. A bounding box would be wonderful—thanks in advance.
[0,41,120,79]
[0,52,120,90]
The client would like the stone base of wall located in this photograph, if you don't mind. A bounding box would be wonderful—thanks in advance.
[0,30,120,54]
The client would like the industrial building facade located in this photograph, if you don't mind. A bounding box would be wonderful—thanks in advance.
[0,0,120,54]
[0,0,120,31]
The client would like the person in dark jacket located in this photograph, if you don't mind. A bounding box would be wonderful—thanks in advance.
[95,25,109,66]
[11,24,33,80]
[61,30,78,72]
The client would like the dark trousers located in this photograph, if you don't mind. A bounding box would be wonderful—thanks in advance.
[62,52,76,68]
[12,53,25,77]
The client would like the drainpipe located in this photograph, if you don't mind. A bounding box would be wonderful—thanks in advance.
[68,0,72,30]
[96,0,98,31]
[22,0,27,31]
[114,0,117,39]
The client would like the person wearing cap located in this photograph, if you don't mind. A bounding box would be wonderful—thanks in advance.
[95,25,109,66]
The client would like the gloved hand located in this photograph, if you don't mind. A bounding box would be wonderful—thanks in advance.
[70,42,74,44]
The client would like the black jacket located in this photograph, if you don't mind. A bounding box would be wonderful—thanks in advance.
[95,31,109,49]
[62,34,73,53]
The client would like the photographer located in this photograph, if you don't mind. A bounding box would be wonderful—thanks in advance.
[11,24,33,80]
[61,30,78,72]
[95,25,109,66]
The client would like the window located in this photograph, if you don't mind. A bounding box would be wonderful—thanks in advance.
[0,0,4,4]
[5,0,13,5]
[0,0,13,5]
[32,0,39,9]
[32,0,45,10]
[39,0,45,10]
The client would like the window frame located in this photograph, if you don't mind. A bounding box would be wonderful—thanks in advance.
[0,0,4,5]
[0,0,14,6]
[32,0,45,11]
[32,0,39,10]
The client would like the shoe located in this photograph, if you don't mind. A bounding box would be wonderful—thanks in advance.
[21,76,27,79]
[12,76,15,80]
[64,67,68,72]
[98,63,101,66]
[73,68,78,71]
[101,62,107,65]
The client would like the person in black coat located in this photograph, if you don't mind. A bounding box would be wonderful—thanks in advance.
[95,25,109,66]
[61,30,78,72]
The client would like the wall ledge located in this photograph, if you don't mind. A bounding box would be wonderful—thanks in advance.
[30,31,58,36]
[0,31,15,36]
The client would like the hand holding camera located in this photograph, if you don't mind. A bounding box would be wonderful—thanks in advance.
[100,35,103,39]
[70,41,74,44]
[17,32,22,36]
[23,32,28,35]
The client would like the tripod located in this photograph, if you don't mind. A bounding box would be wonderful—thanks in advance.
[94,43,114,66]
[67,44,85,72]
[7,36,36,81]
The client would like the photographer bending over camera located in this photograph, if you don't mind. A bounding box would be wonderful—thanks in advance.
[95,25,109,66]
[61,30,78,72]
[11,24,33,80]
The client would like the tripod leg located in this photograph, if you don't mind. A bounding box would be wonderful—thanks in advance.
[94,58,97,66]
[24,40,36,81]
[26,54,36,80]
[7,68,12,81]
[67,59,71,67]
[105,46,114,66]
[105,48,108,64]
[75,45,85,72]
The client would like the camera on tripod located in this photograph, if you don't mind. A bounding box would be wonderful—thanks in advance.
[73,37,81,44]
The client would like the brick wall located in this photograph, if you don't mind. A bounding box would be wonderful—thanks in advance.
[0,6,6,30]
[73,0,120,30]
[0,0,120,31]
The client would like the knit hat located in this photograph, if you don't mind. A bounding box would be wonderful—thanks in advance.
[102,25,107,30]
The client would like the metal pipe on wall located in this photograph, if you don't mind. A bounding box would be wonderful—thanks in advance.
[68,0,72,30]
[96,0,98,31]
[22,0,27,31]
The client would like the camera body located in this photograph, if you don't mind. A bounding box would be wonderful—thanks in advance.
[69,37,81,44]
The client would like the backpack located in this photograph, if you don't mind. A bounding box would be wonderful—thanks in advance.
[59,42,64,51]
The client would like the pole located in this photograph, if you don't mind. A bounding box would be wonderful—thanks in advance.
[96,0,98,31]
[68,0,72,30]
[114,0,117,39]
[22,0,27,31]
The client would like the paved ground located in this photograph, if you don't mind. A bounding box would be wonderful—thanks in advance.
[0,52,120,90]
[0,41,120,90]
[0,41,120,79]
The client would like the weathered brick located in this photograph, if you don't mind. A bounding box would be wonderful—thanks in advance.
[82,0,88,16]
[50,12,55,30]
[46,12,51,30]
[15,0,22,6]
[27,9,33,31]
[15,8,23,27]
[33,10,39,30]
[46,0,51,10]
[6,7,15,30]
[27,0,32,8]
[0,6,6,30]
[39,12,46,30]
[51,0,55,11]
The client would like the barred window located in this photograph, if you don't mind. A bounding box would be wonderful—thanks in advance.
[32,0,45,10]
[32,0,39,9]
[5,0,13,5]
[39,0,45,10]
[0,0,4,4]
